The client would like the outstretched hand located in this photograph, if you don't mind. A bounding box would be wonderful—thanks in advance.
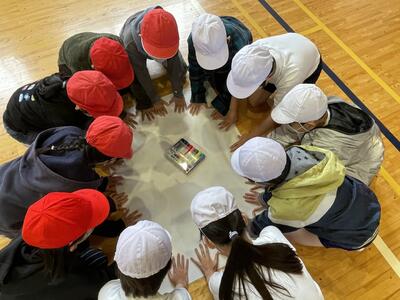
[191,242,219,281]
[168,253,189,288]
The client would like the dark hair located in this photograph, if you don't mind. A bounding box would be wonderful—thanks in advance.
[37,136,112,166]
[118,259,172,298]
[41,248,68,284]
[202,210,303,300]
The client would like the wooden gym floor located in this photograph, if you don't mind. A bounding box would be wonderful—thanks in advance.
[0,0,399,299]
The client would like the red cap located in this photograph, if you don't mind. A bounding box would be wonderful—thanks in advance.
[141,8,179,59]
[90,37,134,90]
[66,70,123,118]
[22,189,109,249]
[86,116,133,159]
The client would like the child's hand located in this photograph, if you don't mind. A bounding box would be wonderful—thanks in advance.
[168,253,189,288]
[153,100,168,116]
[218,110,238,131]
[191,243,219,281]
[169,95,186,113]
[140,107,156,121]
[188,103,206,116]
[107,192,129,209]
[123,112,138,128]
[121,209,142,226]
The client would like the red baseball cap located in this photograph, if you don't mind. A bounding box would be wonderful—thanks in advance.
[90,37,134,90]
[141,8,179,59]
[66,70,123,118]
[22,189,109,249]
[86,116,133,159]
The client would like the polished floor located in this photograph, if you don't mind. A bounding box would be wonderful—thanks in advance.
[0,0,399,299]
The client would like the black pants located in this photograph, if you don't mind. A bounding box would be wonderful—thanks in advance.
[208,71,232,116]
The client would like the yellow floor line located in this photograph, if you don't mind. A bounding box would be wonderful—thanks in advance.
[380,167,400,196]
[231,0,267,36]
[373,235,400,277]
[292,0,400,106]
[229,0,400,278]
[300,25,322,36]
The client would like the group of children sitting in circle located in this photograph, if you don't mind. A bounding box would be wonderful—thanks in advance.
[0,5,384,300]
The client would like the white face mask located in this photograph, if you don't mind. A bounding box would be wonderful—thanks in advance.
[288,122,313,133]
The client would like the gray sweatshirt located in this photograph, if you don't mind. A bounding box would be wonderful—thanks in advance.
[119,6,187,105]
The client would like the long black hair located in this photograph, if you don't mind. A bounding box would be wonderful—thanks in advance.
[41,248,68,284]
[36,135,112,167]
[201,210,303,300]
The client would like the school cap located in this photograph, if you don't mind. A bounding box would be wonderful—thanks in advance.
[231,137,286,183]
[191,13,229,70]
[66,70,123,118]
[115,220,172,278]
[191,186,238,229]
[141,8,179,59]
[227,42,273,99]
[86,116,133,159]
[22,189,109,249]
[90,37,134,90]
[271,84,328,124]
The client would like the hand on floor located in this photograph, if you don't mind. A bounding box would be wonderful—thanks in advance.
[169,95,186,113]
[230,134,252,152]
[107,192,129,209]
[168,253,189,289]
[191,242,219,281]
[188,103,207,116]
[153,100,169,116]
[121,209,142,226]
[218,110,238,131]
[123,112,138,128]
[140,107,156,121]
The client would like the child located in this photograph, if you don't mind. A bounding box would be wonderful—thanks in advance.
[231,137,381,251]
[269,84,384,184]
[187,13,252,128]
[120,6,187,120]
[58,32,134,90]
[0,116,133,238]
[99,220,191,300]
[226,33,321,150]
[0,189,116,299]
[3,70,125,144]
[190,186,323,299]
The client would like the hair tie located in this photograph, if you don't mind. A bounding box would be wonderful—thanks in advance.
[229,231,239,240]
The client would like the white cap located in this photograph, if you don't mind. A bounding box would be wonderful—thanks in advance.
[192,14,229,70]
[191,186,238,229]
[231,137,286,182]
[271,84,328,124]
[227,42,273,99]
[114,220,172,278]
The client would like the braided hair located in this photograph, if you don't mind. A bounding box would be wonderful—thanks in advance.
[36,135,112,167]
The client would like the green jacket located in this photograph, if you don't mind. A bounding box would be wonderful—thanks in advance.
[58,32,122,75]
[268,145,345,223]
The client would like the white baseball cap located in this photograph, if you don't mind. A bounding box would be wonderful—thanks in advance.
[271,84,328,124]
[192,14,229,70]
[231,137,286,182]
[227,42,273,99]
[191,186,238,229]
[114,220,172,278]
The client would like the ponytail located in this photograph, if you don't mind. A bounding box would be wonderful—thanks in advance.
[202,210,303,300]
[37,136,112,166]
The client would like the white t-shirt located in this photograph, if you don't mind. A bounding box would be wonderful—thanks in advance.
[208,226,324,300]
[255,33,320,105]
[98,279,191,300]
